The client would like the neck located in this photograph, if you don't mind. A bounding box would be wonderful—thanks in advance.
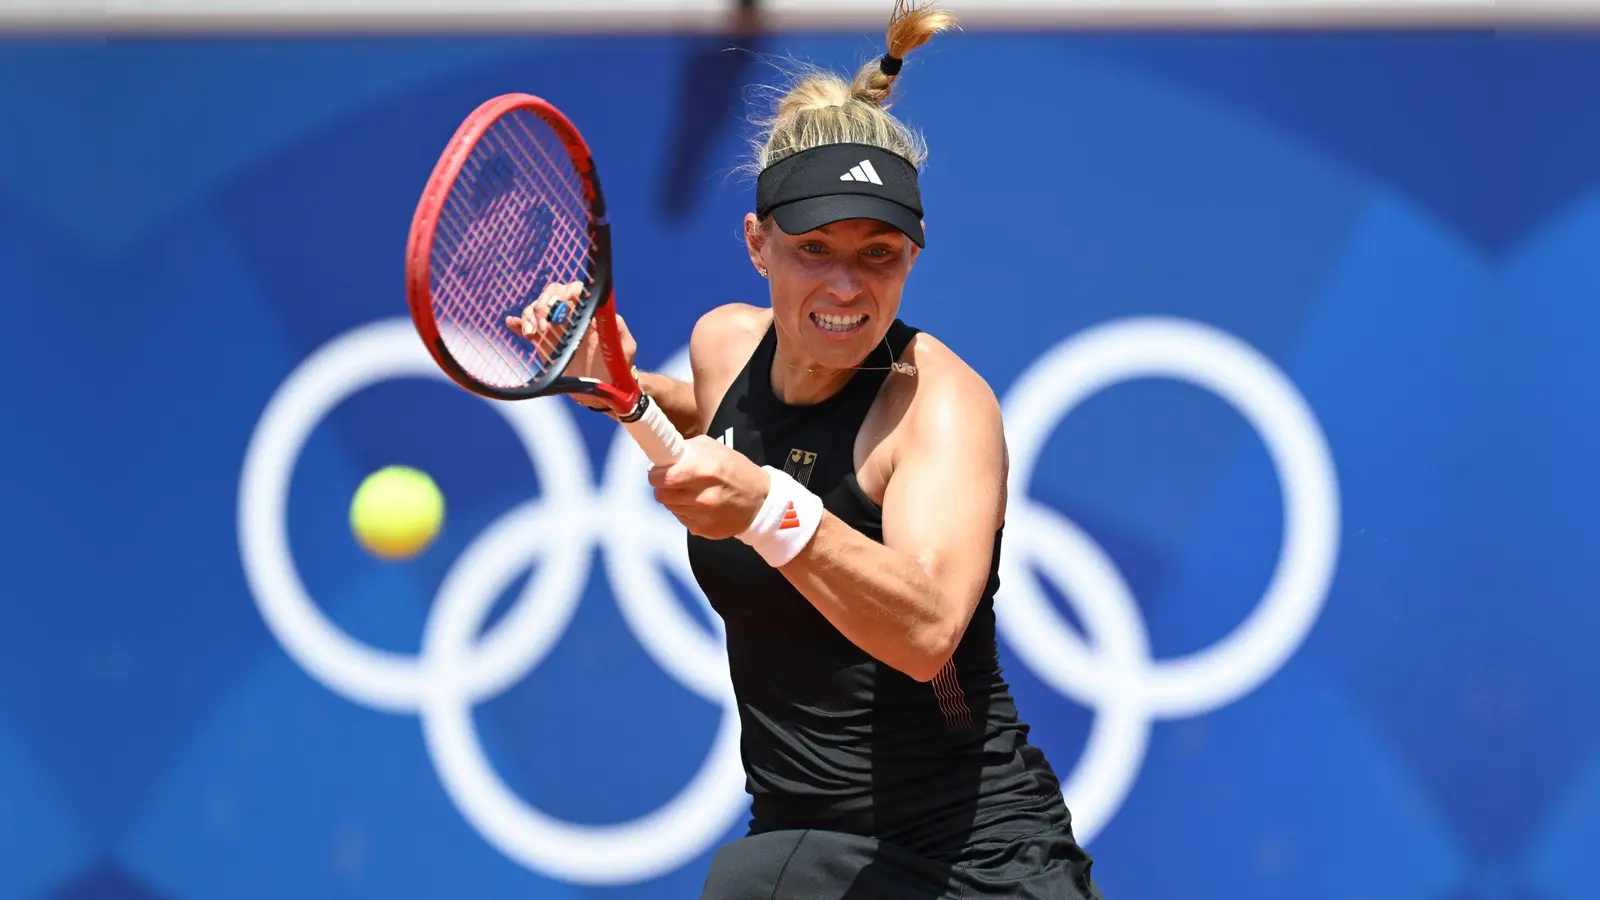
[769,341,856,406]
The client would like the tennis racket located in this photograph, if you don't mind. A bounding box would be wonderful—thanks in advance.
[405,92,685,465]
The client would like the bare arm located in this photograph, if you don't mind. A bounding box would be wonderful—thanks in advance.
[776,363,1007,682]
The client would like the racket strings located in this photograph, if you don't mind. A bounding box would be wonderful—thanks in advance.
[433,203,541,384]
[433,179,538,382]
[502,113,598,358]
[434,138,580,380]
[429,109,596,388]
[497,113,592,360]
[496,112,593,356]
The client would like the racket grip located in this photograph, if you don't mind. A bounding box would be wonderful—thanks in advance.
[621,394,685,464]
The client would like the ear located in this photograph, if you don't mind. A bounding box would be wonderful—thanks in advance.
[744,213,768,277]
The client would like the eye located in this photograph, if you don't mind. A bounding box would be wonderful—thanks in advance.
[799,242,827,255]
[863,245,897,261]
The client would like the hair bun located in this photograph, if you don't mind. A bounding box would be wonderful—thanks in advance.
[850,1,957,108]
[746,2,958,175]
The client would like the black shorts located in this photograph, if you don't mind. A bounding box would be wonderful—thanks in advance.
[699,826,1103,900]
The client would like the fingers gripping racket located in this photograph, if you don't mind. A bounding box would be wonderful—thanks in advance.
[405,93,685,465]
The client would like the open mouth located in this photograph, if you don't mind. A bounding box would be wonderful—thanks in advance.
[810,312,869,334]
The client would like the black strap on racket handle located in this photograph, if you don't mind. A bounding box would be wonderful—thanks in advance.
[617,392,654,423]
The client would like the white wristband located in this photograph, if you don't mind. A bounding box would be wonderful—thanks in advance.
[736,465,823,567]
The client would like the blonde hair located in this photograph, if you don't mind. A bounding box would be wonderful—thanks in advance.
[746,1,958,176]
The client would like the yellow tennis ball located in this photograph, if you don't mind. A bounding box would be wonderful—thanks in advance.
[349,466,444,561]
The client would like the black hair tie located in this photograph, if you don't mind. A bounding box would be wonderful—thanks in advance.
[879,53,903,77]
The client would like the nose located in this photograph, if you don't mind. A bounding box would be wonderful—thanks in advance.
[823,263,864,304]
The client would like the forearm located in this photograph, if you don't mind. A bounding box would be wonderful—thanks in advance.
[638,371,702,438]
[779,513,958,682]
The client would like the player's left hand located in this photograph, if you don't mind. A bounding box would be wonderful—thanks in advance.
[647,435,770,539]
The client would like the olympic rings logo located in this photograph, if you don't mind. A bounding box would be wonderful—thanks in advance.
[237,316,1340,886]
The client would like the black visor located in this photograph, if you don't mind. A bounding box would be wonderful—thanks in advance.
[755,143,925,247]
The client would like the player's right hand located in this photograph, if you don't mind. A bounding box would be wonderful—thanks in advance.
[505,281,638,411]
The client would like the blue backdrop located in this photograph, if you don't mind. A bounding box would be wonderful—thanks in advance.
[3,30,1598,900]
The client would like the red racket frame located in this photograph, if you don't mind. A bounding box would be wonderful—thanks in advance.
[405,92,643,415]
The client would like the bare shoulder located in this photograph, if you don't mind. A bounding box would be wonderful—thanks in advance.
[690,303,769,381]
[864,329,1008,530]
[863,329,1005,479]
[896,331,1004,440]
[688,302,771,433]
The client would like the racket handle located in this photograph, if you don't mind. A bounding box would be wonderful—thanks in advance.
[621,394,685,464]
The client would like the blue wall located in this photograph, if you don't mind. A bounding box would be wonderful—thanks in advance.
[2,32,1598,899]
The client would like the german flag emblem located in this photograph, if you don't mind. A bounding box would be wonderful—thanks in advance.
[783,448,818,487]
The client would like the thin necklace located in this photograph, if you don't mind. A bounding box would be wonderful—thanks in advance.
[775,332,919,376]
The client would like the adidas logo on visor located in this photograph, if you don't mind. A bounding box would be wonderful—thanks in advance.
[839,160,884,185]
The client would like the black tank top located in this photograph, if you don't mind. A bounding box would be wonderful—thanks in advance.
[686,319,1073,863]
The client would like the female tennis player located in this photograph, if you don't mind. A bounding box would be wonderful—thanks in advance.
[510,3,1102,897]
